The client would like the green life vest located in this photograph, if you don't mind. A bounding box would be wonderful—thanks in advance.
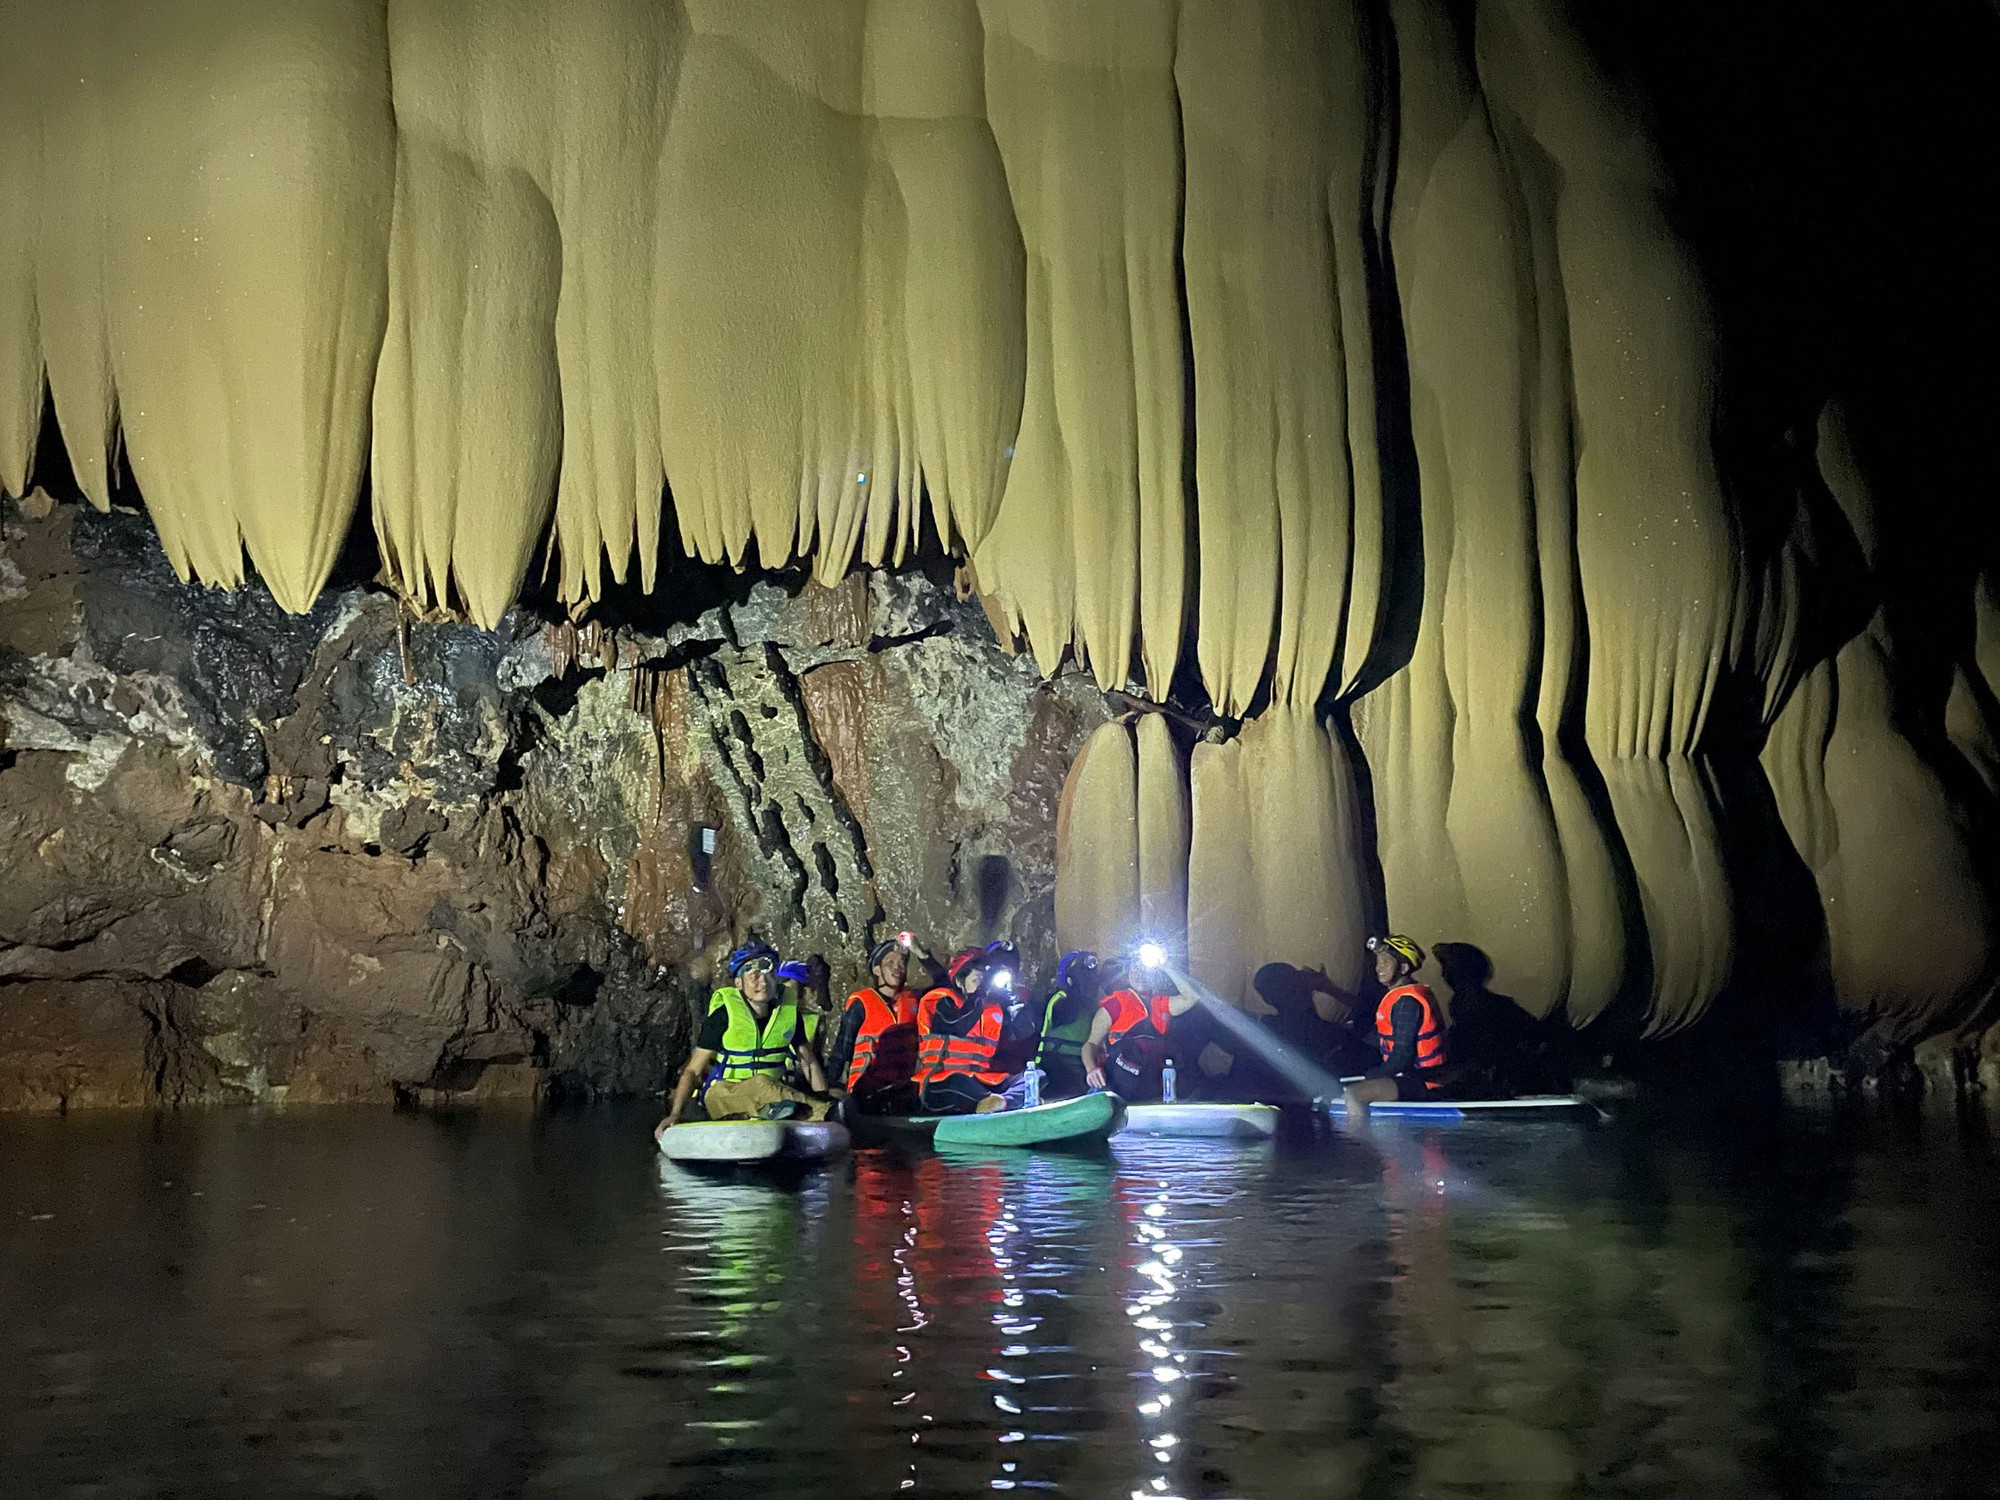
[1038,989,1093,1066]
[707,988,800,1082]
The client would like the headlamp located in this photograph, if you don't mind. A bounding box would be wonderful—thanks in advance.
[1136,941,1166,970]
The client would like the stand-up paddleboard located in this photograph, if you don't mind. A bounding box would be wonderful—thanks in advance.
[1323,1094,1597,1122]
[933,1091,1124,1150]
[657,1118,851,1165]
[1121,1103,1280,1138]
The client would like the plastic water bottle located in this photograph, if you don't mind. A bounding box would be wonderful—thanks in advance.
[1024,1063,1043,1109]
[1161,1059,1178,1104]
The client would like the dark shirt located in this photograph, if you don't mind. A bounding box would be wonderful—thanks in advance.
[823,990,910,1086]
[928,991,988,1035]
[823,997,864,1085]
[1367,995,1424,1078]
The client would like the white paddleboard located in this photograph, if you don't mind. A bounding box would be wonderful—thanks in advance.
[1121,1103,1280,1138]
[657,1118,851,1164]
[1323,1094,1594,1121]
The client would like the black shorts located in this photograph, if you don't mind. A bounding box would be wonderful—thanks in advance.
[919,1075,1000,1115]
[1393,1071,1444,1102]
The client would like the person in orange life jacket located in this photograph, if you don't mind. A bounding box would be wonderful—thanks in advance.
[915,946,1028,1115]
[1080,949,1199,1100]
[822,934,929,1113]
[658,941,831,1138]
[1342,934,1448,1117]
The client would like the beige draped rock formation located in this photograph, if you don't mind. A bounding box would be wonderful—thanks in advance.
[1054,714,1189,963]
[2,0,1994,1038]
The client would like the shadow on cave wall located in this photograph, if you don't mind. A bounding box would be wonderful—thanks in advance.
[1434,942,1572,1095]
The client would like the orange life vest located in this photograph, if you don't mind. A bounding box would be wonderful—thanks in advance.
[1375,982,1446,1084]
[916,986,1009,1086]
[1101,989,1173,1049]
[846,986,919,1092]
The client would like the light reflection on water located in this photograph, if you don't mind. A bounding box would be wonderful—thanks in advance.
[1,1104,1998,1498]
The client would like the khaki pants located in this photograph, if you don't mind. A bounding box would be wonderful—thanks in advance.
[702,1075,831,1121]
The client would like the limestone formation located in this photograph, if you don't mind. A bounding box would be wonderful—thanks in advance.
[0,497,1102,1108]
[1,0,1995,1063]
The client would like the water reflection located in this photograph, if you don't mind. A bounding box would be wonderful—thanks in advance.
[1,1105,1998,1498]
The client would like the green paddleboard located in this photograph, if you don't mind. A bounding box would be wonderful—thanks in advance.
[932,1091,1124,1149]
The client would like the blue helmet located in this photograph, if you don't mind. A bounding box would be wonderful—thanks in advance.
[726,940,780,978]
[1056,949,1099,991]
[775,959,812,984]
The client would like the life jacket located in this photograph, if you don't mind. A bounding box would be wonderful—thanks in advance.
[845,986,920,1092]
[1374,982,1446,1084]
[706,988,800,1083]
[916,986,1009,1086]
[1101,989,1174,1049]
[1037,989,1093,1069]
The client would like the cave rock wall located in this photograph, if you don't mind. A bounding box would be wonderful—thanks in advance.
[0,496,1099,1109]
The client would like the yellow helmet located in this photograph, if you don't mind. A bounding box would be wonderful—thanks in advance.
[1367,933,1426,971]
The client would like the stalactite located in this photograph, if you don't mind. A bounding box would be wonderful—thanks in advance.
[1185,710,1371,1010]
[0,3,39,497]
[1177,0,1387,715]
[969,0,1187,694]
[1053,718,1141,961]
[1761,405,1998,1032]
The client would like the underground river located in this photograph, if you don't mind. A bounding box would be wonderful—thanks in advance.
[3,1101,1997,1499]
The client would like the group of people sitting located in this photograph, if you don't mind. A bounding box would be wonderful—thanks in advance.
[658,925,1462,1132]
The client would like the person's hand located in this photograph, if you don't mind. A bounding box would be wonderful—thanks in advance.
[1086,1067,1107,1091]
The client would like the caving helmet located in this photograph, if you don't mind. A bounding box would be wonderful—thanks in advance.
[867,937,902,970]
[946,946,989,985]
[727,939,780,979]
[1055,949,1100,992]
[775,958,812,984]
[1367,933,1426,972]
[983,940,1021,990]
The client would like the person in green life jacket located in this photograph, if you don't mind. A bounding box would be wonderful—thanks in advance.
[657,941,831,1138]
[1036,950,1103,1098]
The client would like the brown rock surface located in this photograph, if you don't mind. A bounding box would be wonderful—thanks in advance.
[0,499,1102,1109]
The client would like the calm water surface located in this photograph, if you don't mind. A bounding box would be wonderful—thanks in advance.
[2,1102,1997,1499]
